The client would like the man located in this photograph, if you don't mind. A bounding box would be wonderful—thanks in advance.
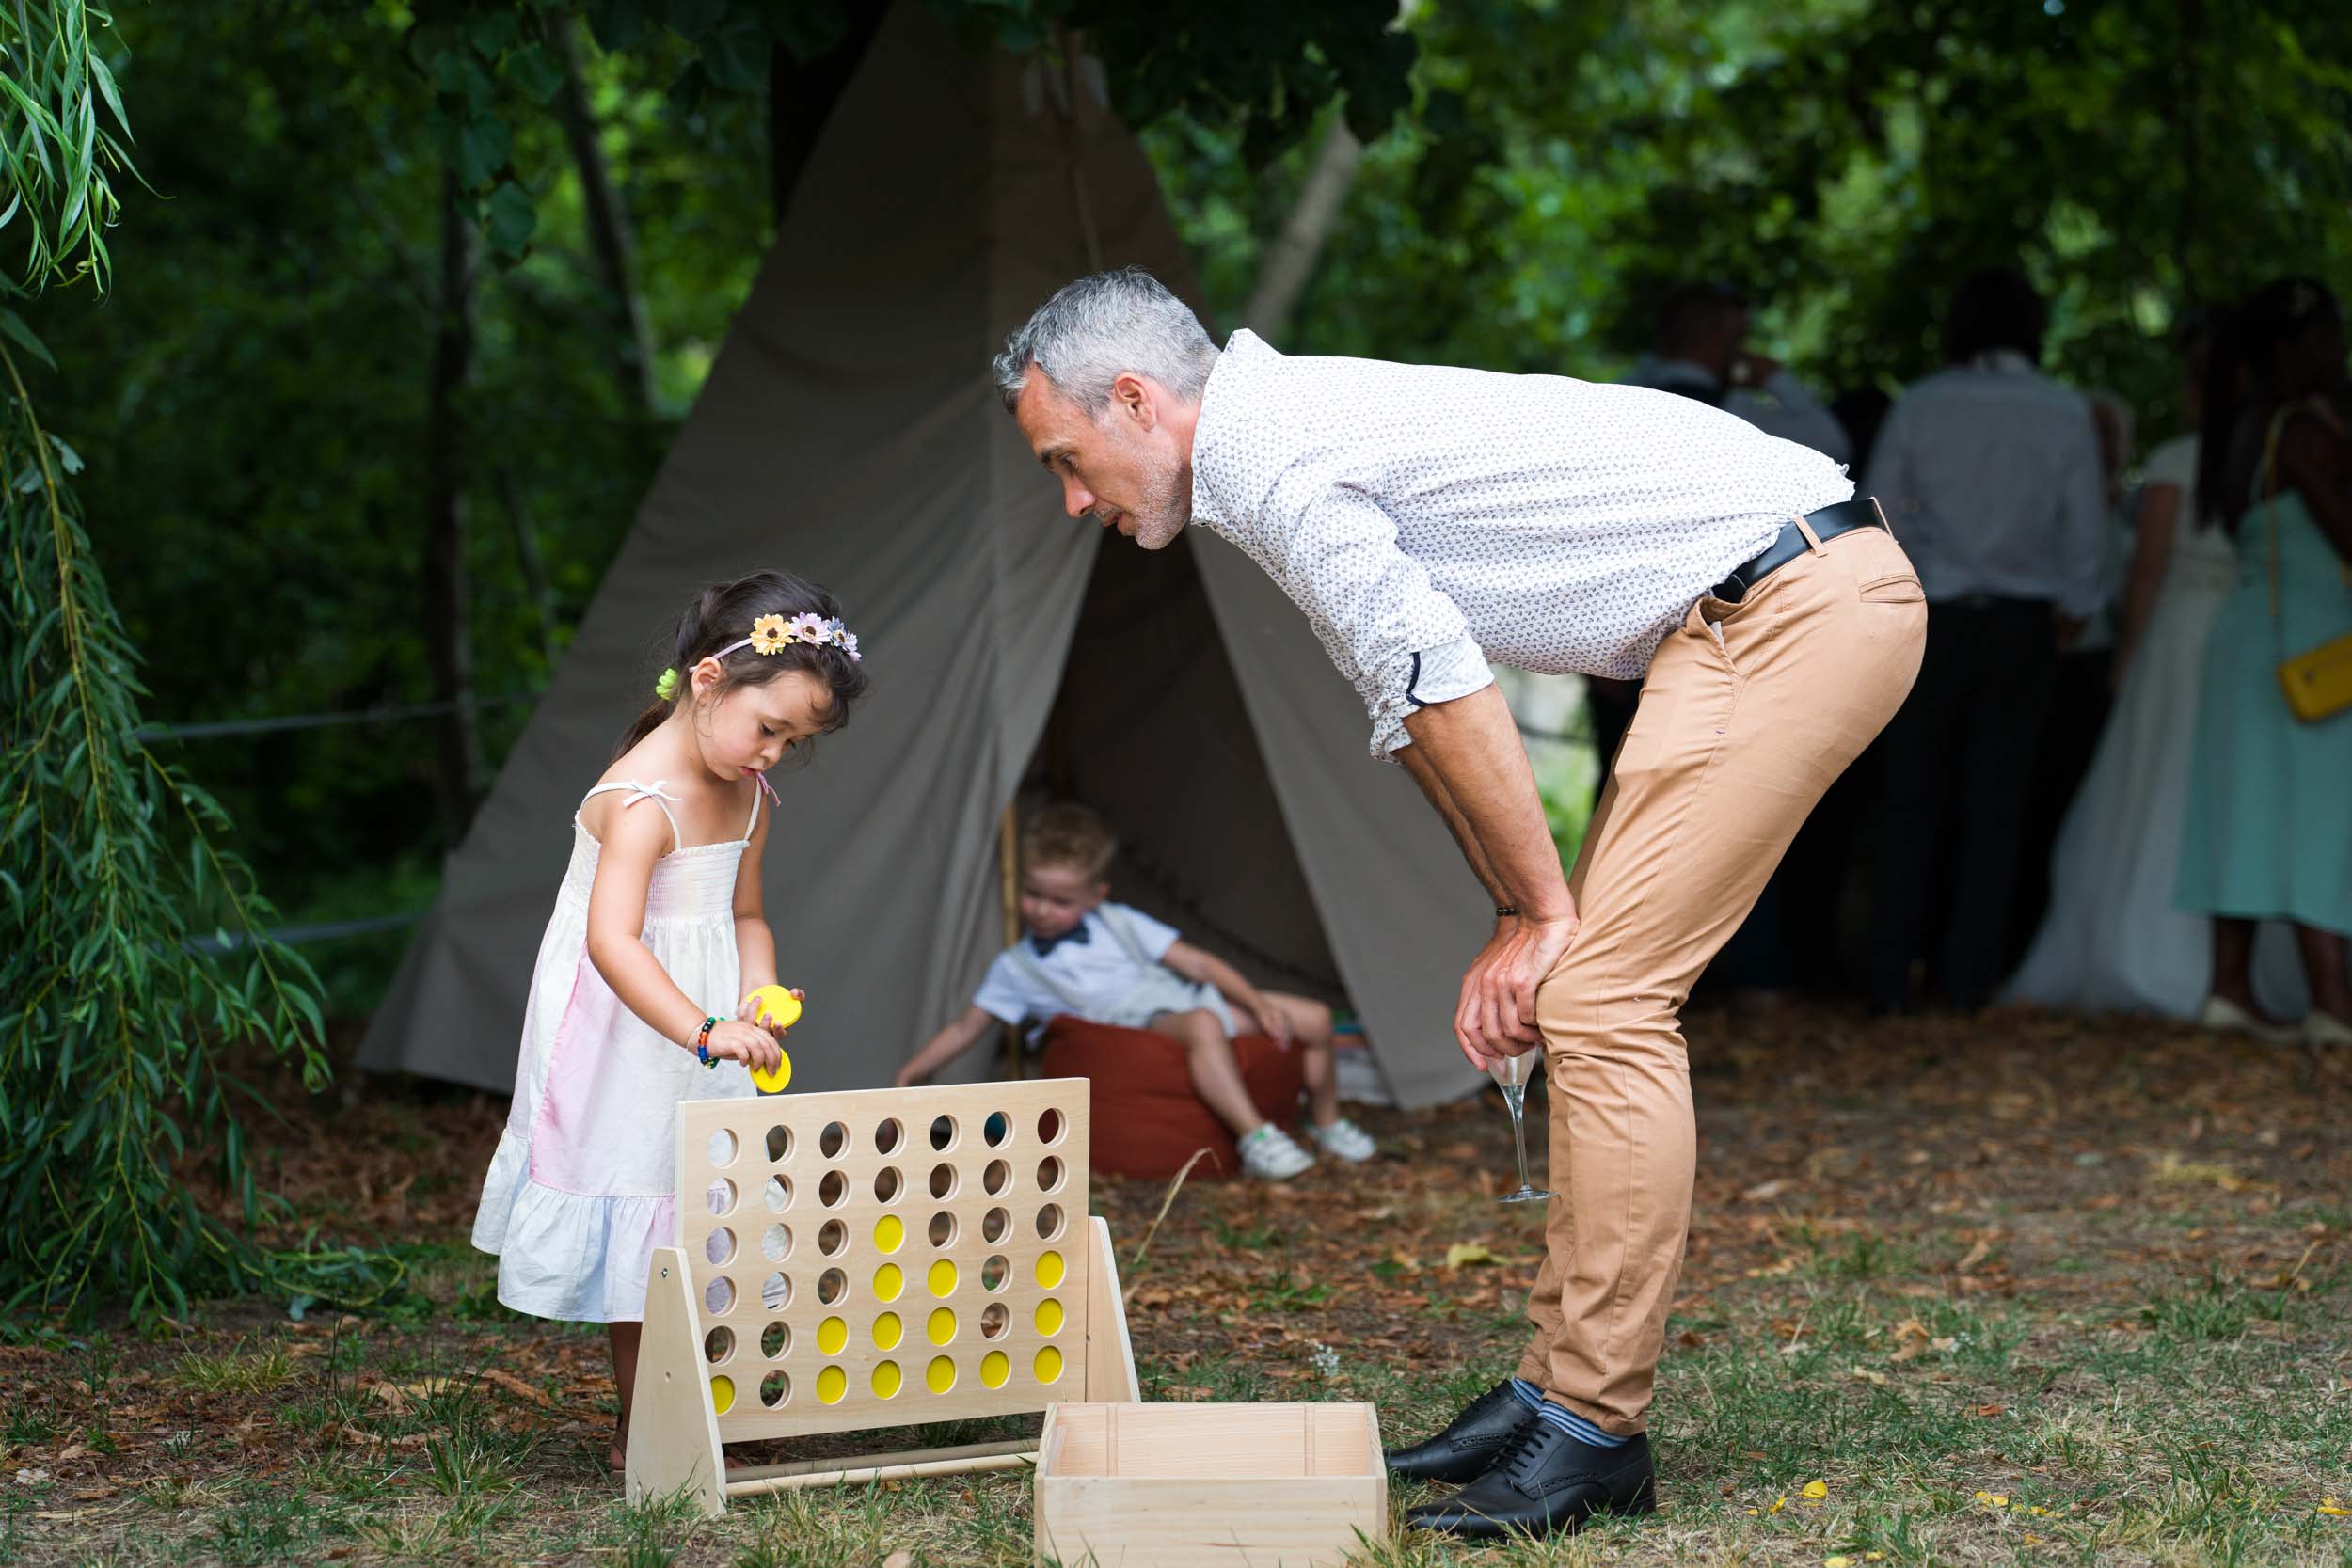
[1623,279,1853,463]
[992,268,1926,1540]
[1863,267,2109,1014]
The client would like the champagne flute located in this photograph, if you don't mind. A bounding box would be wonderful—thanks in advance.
[1489,1049,1554,1204]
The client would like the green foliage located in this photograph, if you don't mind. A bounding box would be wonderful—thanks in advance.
[0,0,135,290]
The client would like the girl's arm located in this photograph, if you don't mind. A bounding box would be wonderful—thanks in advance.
[730,789,779,997]
[585,801,727,1051]
[898,1005,999,1086]
[1162,940,1289,1042]
[2111,480,2179,688]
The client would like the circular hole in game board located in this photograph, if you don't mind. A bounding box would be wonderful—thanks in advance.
[707,1129,739,1168]
[981,1255,1009,1291]
[705,1227,738,1267]
[704,1325,735,1364]
[819,1121,848,1159]
[1037,1107,1066,1147]
[1035,1346,1064,1384]
[929,1211,959,1248]
[818,1170,850,1208]
[926,1355,958,1394]
[761,1224,793,1262]
[929,1115,959,1152]
[1036,1203,1066,1242]
[818,1219,849,1258]
[979,1303,1009,1340]
[875,1118,903,1155]
[765,1125,792,1163]
[981,1207,1011,1244]
[873,1166,903,1204]
[705,1177,738,1216]
[984,1112,1011,1148]
[759,1371,789,1408]
[763,1175,792,1213]
[760,1321,789,1358]
[1036,1156,1065,1194]
[704,1275,736,1315]
[928,1163,958,1200]
[760,1272,792,1311]
[817,1268,848,1306]
[982,1159,1011,1196]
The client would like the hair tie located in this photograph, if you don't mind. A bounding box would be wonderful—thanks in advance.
[653,667,679,702]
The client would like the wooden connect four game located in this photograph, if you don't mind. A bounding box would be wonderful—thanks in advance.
[625,1078,1137,1513]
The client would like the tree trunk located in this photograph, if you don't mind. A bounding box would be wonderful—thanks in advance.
[497,465,560,668]
[423,165,484,848]
[1240,119,1362,344]
[555,18,658,417]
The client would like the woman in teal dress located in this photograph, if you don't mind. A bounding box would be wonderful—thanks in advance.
[2177,277,2352,1047]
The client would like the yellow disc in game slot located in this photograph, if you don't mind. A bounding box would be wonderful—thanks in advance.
[1034,1298,1064,1336]
[1034,1346,1063,1384]
[980,1351,1009,1389]
[1036,1250,1066,1289]
[709,1374,736,1414]
[817,1316,849,1355]
[927,1307,957,1345]
[928,1259,959,1297]
[817,1365,847,1404]
[871,1360,902,1399]
[926,1355,957,1394]
[744,985,802,1093]
[873,1262,904,1301]
[873,1311,903,1349]
[874,1213,905,1253]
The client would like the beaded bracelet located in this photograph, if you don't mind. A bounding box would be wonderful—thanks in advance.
[693,1015,720,1067]
[1494,904,1520,919]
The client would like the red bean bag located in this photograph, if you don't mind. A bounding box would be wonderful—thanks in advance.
[1037,1015,1307,1180]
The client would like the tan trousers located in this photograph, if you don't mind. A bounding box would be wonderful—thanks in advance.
[1516,520,1928,1434]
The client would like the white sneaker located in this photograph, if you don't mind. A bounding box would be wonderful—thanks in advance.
[2305,1010,2352,1050]
[2198,995,2300,1045]
[1239,1124,1314,1180]
[1309,1117,1379,1164]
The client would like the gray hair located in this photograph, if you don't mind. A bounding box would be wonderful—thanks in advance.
[992,267,1220,415]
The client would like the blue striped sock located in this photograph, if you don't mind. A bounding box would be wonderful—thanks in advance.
[1506,1377,1545,1410]
[1531,1397,1631,1449]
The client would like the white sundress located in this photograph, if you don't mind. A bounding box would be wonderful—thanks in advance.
[472,779,758,1323]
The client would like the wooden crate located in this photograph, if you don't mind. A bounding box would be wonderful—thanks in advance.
[626,1078,1137,1515]
[1035,1402,1388,1567]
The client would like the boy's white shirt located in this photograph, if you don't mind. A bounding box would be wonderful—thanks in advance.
[971,901,1184,1029]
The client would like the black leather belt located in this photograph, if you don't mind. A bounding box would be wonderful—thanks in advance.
[1709,496,1890,604]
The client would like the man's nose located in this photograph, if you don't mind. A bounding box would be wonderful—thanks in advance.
[1062,480,1094,519]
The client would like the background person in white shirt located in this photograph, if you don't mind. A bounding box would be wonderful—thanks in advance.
[990,268,1927,1540]
[1863,267,2111,1015]
[895,802,1373,1180]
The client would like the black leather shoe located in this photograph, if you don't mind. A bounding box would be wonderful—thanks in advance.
[1382,1380,1540,1484]
[1403,1418,1656,1539]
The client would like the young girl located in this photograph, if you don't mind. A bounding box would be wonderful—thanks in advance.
[470,570,869,1472]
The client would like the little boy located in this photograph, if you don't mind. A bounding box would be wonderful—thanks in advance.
[897,803,1376,1180]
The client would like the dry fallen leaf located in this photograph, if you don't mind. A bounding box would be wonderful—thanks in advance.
[1444,1243,1498,1270]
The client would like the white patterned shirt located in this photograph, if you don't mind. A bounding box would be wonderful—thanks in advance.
[1187,330,1854,757]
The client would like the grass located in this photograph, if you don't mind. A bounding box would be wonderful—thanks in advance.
[0,1004,2346,1565]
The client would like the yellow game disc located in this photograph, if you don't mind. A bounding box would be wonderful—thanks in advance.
[928,1259,959,1297]
[709,1374,736,1414]
[818,1316,848,1355]
[926,1355,957,1394]
[1037,1250,1066,1289]
[745,985,802,1093]
[873,1262,904,1301]
[927,1307,957,1345]
[980,1351,1009,1388]
[874,1214,904,1253]
[871,1361,902,1399]
[817,1366,847,1404]
[1034,1346,1063,1384]
[873,1311,903,1349]
[1034,1298,1064,1336]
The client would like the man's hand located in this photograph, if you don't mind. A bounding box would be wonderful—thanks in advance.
[1454,911,1579,1070]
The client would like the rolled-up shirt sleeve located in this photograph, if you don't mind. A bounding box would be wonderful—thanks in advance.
[1268,477,1496,759]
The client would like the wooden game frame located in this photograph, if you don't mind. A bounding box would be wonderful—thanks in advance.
[625,1078,1137,1513]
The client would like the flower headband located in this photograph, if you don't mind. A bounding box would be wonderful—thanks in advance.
[654,613,862,700]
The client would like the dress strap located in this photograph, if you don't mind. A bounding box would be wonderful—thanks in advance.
[580,779,684,855]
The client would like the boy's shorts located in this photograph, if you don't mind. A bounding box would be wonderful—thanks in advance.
[1097,971,1237,1037]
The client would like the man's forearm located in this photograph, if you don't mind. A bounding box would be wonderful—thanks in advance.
[1399,684,1572,918]
[1395,739,1511,907]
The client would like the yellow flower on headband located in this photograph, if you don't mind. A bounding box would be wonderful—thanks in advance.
[748,613,790,655]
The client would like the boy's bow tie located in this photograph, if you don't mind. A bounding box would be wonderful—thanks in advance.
[1030,925,1091,958]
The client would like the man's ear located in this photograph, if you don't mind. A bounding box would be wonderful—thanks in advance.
[1111,372,1157,431]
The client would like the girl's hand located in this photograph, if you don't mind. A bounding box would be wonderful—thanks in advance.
[738,987,806,1038]
[704,1020,785,1076]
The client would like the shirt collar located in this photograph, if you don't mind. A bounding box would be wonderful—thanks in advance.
[1969,348,2038,375]
[1187,328,1278,531]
